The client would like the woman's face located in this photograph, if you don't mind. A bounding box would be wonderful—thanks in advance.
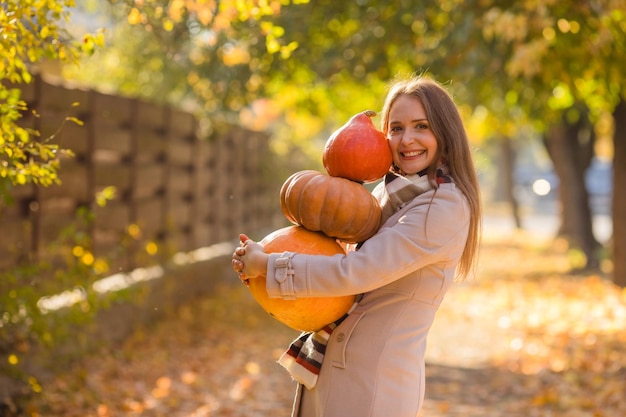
[386,94,439,175]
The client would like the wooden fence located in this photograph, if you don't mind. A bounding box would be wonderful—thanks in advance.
[0,75,283,275]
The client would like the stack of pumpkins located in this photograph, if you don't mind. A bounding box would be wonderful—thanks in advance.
[246,111,392,331]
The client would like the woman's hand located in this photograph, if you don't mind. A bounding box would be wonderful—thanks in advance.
[231,233,270,285]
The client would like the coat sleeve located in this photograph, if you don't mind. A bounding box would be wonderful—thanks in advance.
[265,184,471,299]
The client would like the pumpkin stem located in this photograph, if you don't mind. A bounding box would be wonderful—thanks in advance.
[364,110,377,118]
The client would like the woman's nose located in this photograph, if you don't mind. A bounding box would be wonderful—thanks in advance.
[401,130,414,145]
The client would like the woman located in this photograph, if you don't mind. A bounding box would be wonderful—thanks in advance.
[232,76,481,417]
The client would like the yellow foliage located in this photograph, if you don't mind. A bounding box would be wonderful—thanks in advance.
[127,7,142,25]
[81,252,95,266]
[145,241,158,255]
[127,224,142,239]
[220,44,251,66]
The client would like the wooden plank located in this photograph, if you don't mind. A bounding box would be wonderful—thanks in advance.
[216,217,235,242]
[37,197,80,248]
[191,223,212,247]
[91,91,132,128]
[17,110,36,130]
[133,164,164,200]
[196,197,215,224]
[210,136,231,239]
[37,78,89,115]
[38,162,89,201]
[231,129,245,230]
[37,195,78,214]
[134,130,166,162]
[166,166,193,196]
[94,164,132,191]
[167,137,195,166]
[7,183,36,200]
[135,197,163,236]
[93,148,125,165]
[1,199,26,218]
[194,140,214,192]
[15,76,37,103]
[165,201,191,228]
[169,109,196,137]
[0,214,31,270]
[219,132,236,173]
[136,100,167,129]
[93,127,133,155]
[93,201,131,231]
[56,120,89,156]
[165,230,191,254]
[36,115,88,155]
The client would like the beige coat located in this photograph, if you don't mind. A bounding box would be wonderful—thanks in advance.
[266,182,470,417]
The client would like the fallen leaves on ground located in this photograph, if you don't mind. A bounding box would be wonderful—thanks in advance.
[26,230,626,417]
[422,231,626,416]
[27,286,299,417]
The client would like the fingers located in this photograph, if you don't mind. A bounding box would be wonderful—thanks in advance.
[233,233,256,286]
[232,237,250,286]
[231,258,249,286]
[232,258,244,272]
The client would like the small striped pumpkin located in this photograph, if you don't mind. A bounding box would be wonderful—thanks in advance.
[280,170,381,243]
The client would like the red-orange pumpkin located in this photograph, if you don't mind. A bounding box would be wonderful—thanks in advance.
[322,110,392,183]
[280,170,381,243]
[246,225,356,331]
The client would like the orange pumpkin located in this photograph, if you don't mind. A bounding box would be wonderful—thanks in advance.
[322,110,392,183]
[280,170,381,243]
[247,225,356,331]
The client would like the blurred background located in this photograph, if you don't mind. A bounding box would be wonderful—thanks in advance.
[1,0,624,416]
[5,0,622,269]
[60,0,621,263]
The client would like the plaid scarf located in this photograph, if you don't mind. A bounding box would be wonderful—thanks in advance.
[376,165,452,226]
[277,300,359,389]
[277,165,452,389]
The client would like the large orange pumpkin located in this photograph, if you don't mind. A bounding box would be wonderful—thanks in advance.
[247,225,356,332]
[322,110,392,183]
[280,170,381,244]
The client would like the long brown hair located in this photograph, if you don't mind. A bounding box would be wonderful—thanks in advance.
[380,76,482,279]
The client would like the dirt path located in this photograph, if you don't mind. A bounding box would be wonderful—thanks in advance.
[29,282,534,417]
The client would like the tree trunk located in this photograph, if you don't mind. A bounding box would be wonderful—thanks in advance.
[543,112,599,270]
[501,136,522,229]
[612,99,626,287]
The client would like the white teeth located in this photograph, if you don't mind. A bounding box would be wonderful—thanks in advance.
[403,150,424,157]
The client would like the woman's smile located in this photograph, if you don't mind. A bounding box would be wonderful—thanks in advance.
[400,149,426,159]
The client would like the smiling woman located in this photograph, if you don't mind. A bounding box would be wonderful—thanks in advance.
[232,75,483,417]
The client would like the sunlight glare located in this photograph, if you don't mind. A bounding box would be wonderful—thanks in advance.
[532,179,551,196]
[497,315,512,329]
[510,337,523,351]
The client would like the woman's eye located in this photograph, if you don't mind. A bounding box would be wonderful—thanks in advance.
[416,123,428,130]
[390,126,402,133]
